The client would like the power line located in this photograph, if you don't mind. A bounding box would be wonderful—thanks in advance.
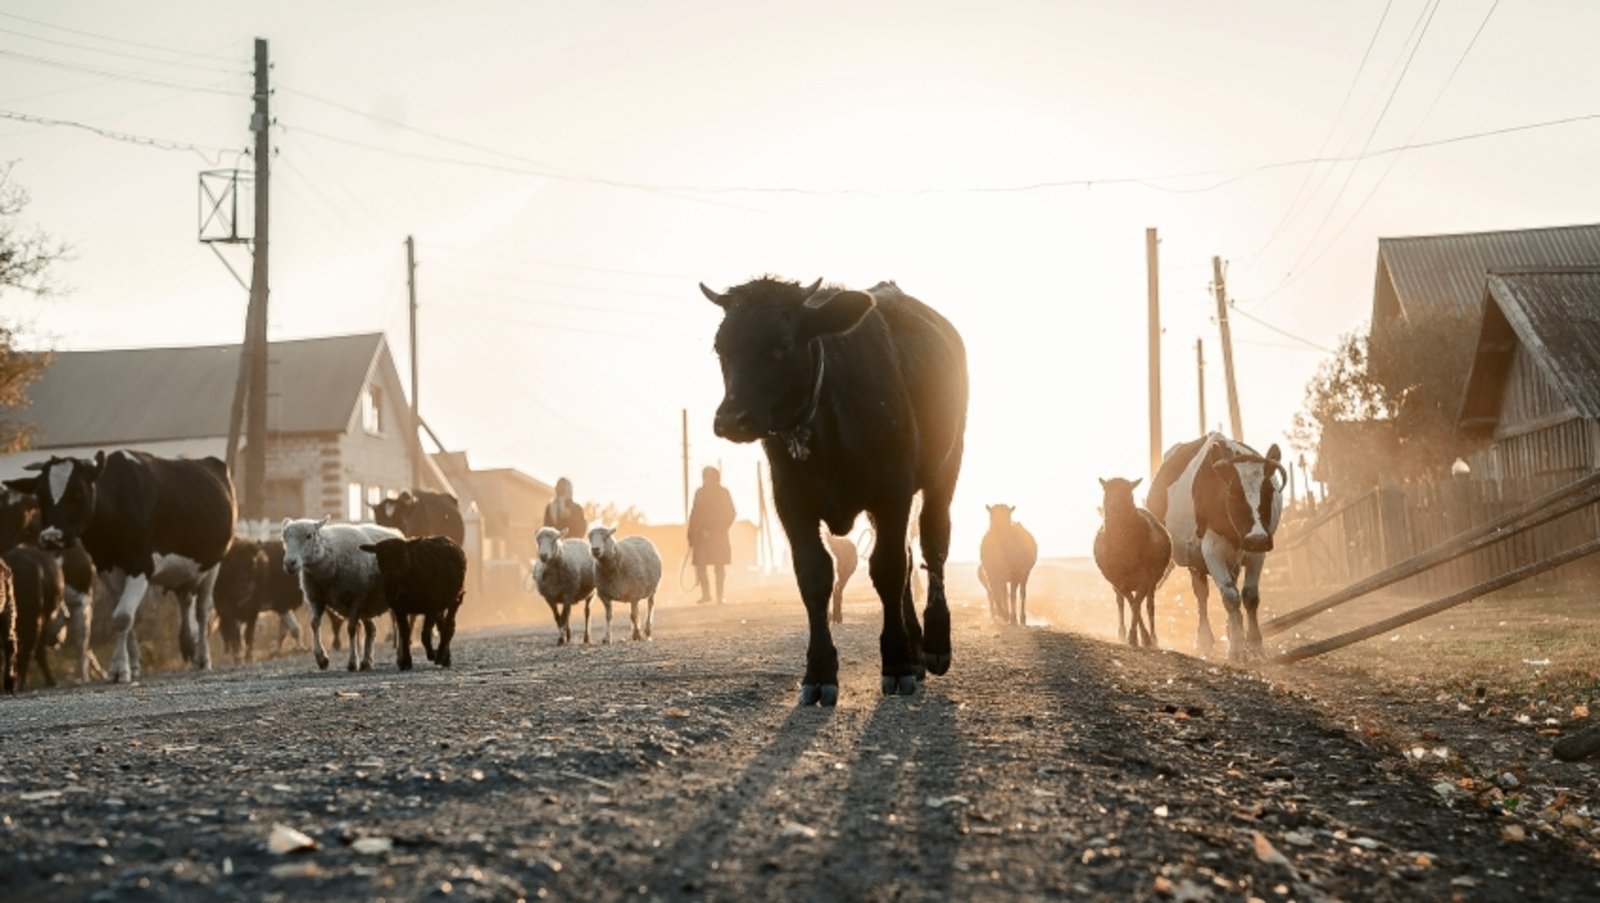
[426,243,696,281]
[0,10,242,62]
[0,26,244,74]
[286,111,1600,201]
[0,47,247,96]
[1274,0,1442,285]
[1227,303,1335,354]
[1236,0,1396,277]
[443,285,700,328]
[0,108,236,159]
[1247,0,1502,310]
[429,263,690,302]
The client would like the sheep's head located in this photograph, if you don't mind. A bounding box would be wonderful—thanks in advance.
[985,504,1016,529]
[1097,477,1142,518]
[280,515,331,574]
[587,526,618,561]
[535,526,565,563]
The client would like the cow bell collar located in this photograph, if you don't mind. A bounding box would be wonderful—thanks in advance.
[772,339,826,461]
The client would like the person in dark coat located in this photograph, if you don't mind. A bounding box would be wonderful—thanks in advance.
[688,467,736,604]
[543,477,588,541]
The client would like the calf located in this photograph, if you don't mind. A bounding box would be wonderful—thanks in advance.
[979,504,1038,626]
[1,489,101,682]
[215,538,308,662]
[703,276,967,705]
[360,535,467,670]
[281,517,401,671]
[3,451,235,682]
[1093,477,1173,647]
[2,545,65,689]
[1147,433,1285,659]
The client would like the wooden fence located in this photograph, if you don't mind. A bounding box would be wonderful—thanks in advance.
[1267,470,1600,595]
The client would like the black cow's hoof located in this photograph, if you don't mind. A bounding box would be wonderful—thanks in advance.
[398,658,413,672]
[359,661,372,672]
[799,684,822,706]
[881,675,920,696]
[923,652,952,676]
[347,661,357,672]
[915,664,927,681]
[424,648,436,662]
[819,684,838,706]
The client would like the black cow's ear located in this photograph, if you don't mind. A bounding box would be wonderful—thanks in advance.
[1266,443,1282,462]
[700,282,729,308]
[799,290,874,340]
[91,450,105,477]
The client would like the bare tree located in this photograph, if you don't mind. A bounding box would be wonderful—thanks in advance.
[0,163,70,452]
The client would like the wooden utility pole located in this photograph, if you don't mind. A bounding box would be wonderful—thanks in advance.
[406,235,422,488]
[1212,256,1243,441]
[681,408,690,523]
[1195,338,1206,437]
[242,37,271,519]
[1145,228,1162,478]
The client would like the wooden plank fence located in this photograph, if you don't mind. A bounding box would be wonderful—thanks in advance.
[1267,470,1600,595]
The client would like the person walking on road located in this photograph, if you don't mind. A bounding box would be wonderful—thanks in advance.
[688,467,736,604]
[543,477,588,540]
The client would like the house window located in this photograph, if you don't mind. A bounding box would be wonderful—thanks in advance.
[361,385,384,435]
[366,485,383,511]
[348,482,363,522]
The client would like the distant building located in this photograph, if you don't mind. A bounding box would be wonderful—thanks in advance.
[432,451,554,563]
[1458,267,1600,485]
[1371,222,1600,419]
[0,333,447,520]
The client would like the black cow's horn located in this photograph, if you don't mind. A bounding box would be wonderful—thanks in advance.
[799,278,823,302]
[699,282,728,306]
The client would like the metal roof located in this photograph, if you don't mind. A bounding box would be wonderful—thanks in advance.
[1459,268,1600,434]
[15,333,387,448]
[1374,223,1600,326]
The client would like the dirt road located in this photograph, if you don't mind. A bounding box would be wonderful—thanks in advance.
[3,584,1599,902]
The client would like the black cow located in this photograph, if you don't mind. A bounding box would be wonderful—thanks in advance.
[1146,433,1285,660]
[215,538,307,663]
[702,276,968,705]
[371,490,465,546]
[4,451,237,683]
[359,535,467,670]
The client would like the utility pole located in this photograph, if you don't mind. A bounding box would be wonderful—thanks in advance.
[1145,228,1162,479]
[242,37,271,520]
[1195,338,1206,437]
[406,235,422,489]
[1212,256,1244,441]
[681,408,690,524]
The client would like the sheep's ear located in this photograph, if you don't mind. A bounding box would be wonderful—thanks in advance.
[1097,478,1106,488]
[559,528,569,539]
[985,504,996,513]
[606,527,618,537]
[281,517,291,529]
[318,514,331,527]
[1131,477,1143,489]
[1006,505,1016,514]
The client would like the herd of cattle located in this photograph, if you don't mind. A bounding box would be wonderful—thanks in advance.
[0,276,1285,705]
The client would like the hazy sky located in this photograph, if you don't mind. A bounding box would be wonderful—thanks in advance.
[2,0,1597,558]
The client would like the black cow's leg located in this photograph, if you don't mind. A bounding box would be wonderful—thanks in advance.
[177,594,197,664]
[868,507,917,696]
[243,612,258,663]
[437,603,457,668]
[421,613,438,662]
[1189,566,1214,655]
[898,547,923,680]
[15,612,35,691]
[783,513,839,707]
[395,611,414,671]
[918,487,955,677]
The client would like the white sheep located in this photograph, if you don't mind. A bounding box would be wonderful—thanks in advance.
[533,526,595,646]
[586,527,662,644]
[280,517,402,671]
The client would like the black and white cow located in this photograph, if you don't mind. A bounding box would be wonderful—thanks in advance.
[702,276,968,705]
[1146,433,1285,660]
[3,451,237,682]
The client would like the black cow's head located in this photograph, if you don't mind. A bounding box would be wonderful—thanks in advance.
[701,277,875,443]
[2,453,104,548]
[370,492,415,531]
[1207,443,1286,553]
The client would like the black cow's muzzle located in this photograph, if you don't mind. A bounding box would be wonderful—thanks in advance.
[713,407,761,443]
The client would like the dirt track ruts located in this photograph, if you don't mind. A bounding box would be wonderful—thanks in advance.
[3,594,1598,902]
